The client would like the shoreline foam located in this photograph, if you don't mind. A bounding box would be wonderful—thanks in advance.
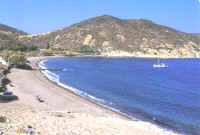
[38,59,141,120]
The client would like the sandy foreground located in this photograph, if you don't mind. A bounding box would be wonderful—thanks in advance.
[0,57,182,135]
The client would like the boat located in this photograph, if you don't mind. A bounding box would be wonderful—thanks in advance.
[153,58,168,68]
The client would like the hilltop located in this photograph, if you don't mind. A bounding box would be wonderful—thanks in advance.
[18,15,200,58]
[1,15,200,58]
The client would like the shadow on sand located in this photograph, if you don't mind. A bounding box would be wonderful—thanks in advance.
[0,95,18,103]
[14,64,33,70]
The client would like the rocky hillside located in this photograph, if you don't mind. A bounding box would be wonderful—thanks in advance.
[0,24,27,49]
[9,15,200,57]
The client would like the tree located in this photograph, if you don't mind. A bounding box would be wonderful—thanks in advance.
[8,52,26,67]
[14,44,38,52]
[2,50,27,67]
[1,50,12,62]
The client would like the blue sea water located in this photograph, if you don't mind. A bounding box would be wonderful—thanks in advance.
[39,57,200,135]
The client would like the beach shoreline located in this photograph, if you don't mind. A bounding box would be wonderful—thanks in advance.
[32,56,131,120]
[1,56,183,135]
[6,56,127,120]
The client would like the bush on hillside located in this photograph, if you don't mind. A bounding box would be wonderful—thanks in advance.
[14,44,38,52]
[0,43,38,52]
[72,45,94,53]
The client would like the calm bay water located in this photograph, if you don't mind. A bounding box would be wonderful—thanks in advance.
[39,57,200,135]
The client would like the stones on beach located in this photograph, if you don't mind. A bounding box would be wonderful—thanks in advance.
[0,116,7,123]
[49,111,75,119]
[0,99,182,135]
[36,95,45,103]
[24,125,35,135]
[55,114,64,118]
[16,125,36,135]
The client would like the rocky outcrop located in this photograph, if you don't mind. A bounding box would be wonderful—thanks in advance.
[101,41,200,58]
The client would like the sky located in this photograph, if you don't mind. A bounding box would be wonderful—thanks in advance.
[0,0,200,34]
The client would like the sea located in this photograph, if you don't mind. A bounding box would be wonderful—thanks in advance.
[38,57,200,135]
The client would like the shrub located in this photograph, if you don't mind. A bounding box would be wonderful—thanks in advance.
[2,50,27,67]
[41,49,54,56]
[1,50,12,62]
[14,44,38,52]
[72,45,94,53]
[0,43,38,52]
[8,52,26,67]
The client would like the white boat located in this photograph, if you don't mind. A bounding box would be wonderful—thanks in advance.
[153,58,168,68]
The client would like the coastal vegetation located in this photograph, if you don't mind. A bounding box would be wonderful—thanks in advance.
[0,43,38,52]
[0,64,9,93]
[1,50,27,68]
[13,43,38,52]
[72,45,95,53]
[40,49,80,56]
[8,52,26,67]
[0,50,27,93]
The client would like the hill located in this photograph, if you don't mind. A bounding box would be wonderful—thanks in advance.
[11,15,200,57]
[0,24,27,50]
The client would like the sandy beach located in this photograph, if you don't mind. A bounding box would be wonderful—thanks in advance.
[0,57,182,135]
[7,57,125,117]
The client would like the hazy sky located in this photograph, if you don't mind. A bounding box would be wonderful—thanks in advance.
[0,0,200,34]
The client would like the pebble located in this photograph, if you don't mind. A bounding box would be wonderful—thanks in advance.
[0,105,183,135]
[0,116,7,123]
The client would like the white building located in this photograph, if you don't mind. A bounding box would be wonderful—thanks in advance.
[0,57,9,66]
